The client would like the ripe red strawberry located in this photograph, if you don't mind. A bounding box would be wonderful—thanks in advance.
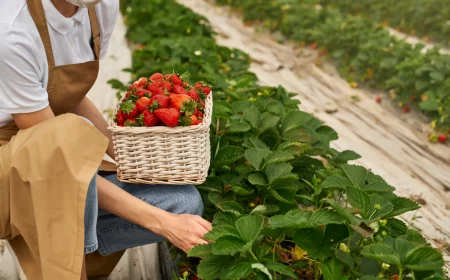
[169,74,182,86]
[150,95,170,109]
[142,111,159,127]
[136,97,151,113]
[135,89,152,98]
[376,96,382,103]
[154,108,180,127]
[116,111,125,124]
[137,77,149,87]
[183,82,189,88]
[150,73,164,82]
[162,81,173,91]
[403,105,410,113]
[120,100,139,119]
[173,85,187,95]
[147,82,165,95]
[170,94,191,110]
[187,89,200,101]
[128,81,141,91]
[195,82,203,89]
[196,111,204,119]
[438,134,448,143]
[190,115,202,126]
[203,86,211,95]
[124,119,137,127]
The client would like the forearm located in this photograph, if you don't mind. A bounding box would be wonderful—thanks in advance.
[72,97,115,158]
[96,175,171,234]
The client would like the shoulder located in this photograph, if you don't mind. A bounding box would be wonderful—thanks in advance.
[0,0,26,26]
[0,1,43,61]
[0,24,40,60]
[95,0,119,30]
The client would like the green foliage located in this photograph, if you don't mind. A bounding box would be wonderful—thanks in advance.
[216,0,450,132]
[116,0,446,279]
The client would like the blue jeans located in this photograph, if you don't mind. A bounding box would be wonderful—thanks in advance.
[84,171,204,256]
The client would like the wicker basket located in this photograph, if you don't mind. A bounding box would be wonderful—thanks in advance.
[108,93,213,185]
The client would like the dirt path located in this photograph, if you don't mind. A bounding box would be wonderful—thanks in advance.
[178,0,450,264]
[387,27,450,55]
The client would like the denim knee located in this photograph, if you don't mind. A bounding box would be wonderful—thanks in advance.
[181,185,204,216]
[160,185,203,216]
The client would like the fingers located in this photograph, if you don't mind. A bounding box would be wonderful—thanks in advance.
[193,215,213,231]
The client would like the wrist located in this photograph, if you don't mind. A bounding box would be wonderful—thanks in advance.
[143,210,174,236]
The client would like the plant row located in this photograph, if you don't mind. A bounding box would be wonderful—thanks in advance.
[318,0,450,46]
[112,0,447,279]
[215,0,450,136]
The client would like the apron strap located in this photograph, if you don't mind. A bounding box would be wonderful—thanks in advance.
[26,0,56,70]
[88,6,101,60]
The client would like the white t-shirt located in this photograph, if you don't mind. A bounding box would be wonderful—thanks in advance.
[0,0,119,127]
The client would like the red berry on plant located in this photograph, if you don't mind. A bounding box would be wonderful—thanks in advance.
[437,134,448,143]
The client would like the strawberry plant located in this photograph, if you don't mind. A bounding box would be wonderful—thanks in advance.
[215,0,450,136]
[113,0,447,279]
[317,0,450,46]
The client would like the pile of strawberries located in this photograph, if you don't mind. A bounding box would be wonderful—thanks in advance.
[115,73,211,127]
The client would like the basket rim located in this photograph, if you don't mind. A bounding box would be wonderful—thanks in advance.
[108,92,213,134]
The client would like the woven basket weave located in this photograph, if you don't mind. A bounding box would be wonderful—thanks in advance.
[108,93,213,185]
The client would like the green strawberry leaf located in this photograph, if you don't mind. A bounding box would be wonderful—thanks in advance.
[247,173,268,185]
[245,148,271,169]
[321,257,348,280]
[203,224,241,241]
[346,185,371,216]
[321,175,352,190]
[277,142,305,155]
[405,246,445,271]
[197,255,232,279]
[361,181,395,193]
[266,261,298,279]
[188,243,213,257]
[219,201,245,214]
[212,236,247,255]
[243,137,270,150]
[332,150,361,164]
[342,164,368,187]
[214,146,245,167]
[222,259,256,279]
[250,204,280,215]
[280,111,313,135]
[212,211,240,227]
[265,162,294,184]
[251,263,273,280]
[264,151,295,166]
[243,107,262,129]
[386,196,420,218]
[231,184,254,196]
[235,214,264,243]
[260,113,280,133]
[308,209,346,227]
[366,194,394,221]
[361,243,401,268]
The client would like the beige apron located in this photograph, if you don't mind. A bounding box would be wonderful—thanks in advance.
[0,1,120,279]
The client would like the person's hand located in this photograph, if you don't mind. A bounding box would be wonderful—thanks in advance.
[158,213,212,253]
